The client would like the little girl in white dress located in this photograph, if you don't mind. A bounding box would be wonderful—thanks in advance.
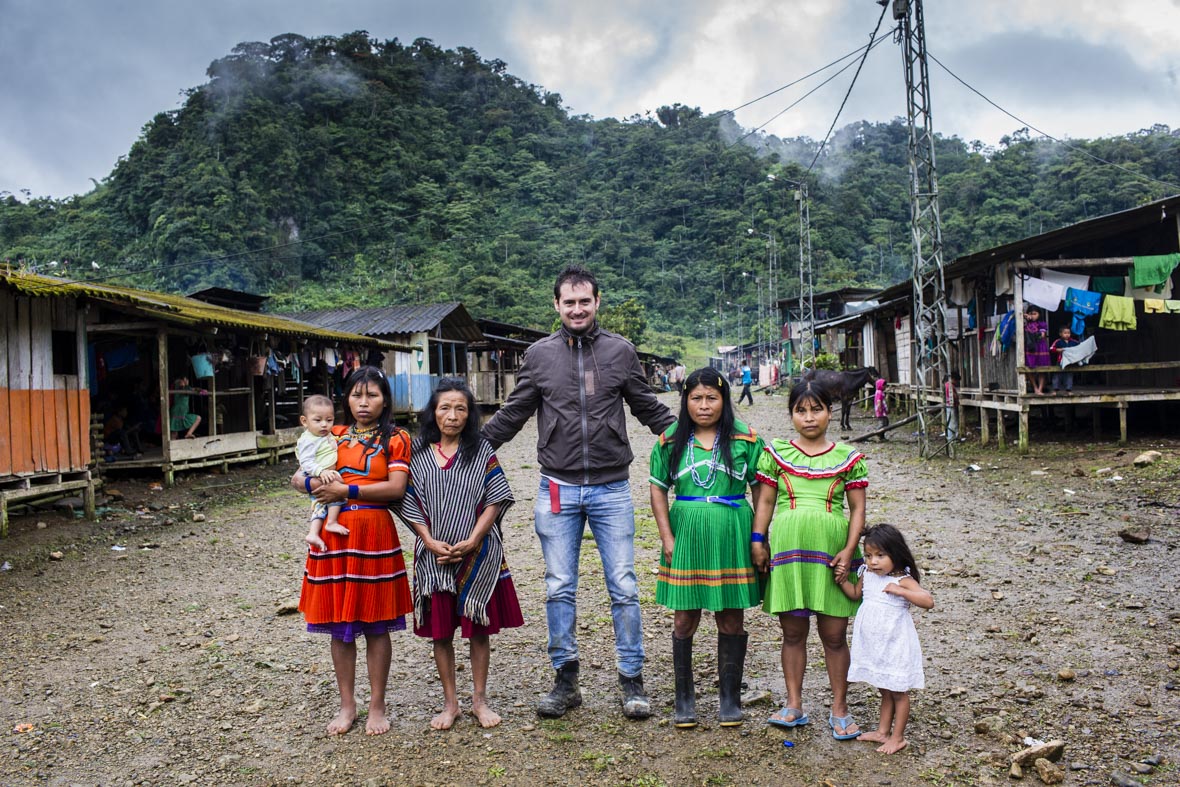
[839,524,934,754]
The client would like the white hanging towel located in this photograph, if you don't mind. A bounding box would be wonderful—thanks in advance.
[1125,276,1174,300]
[1042,267,1090,292]
[994,262,1013,296]
[949,277,970,306]
[1022,276,1064,312]
[1060,335,1096,368]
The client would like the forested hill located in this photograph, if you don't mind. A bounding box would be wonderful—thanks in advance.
[2,31,1178,349]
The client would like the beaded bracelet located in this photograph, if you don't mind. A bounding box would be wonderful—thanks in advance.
[750,532,766,544]
[304,477,313,493]
[348,484,360,500]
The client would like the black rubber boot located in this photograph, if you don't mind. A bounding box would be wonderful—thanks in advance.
[618,672,652,719]
[672,635,697,728]
[717,632,748,726]
[536,660,582,718]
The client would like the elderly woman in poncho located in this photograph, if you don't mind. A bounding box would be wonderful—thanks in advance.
[398,378,522,730]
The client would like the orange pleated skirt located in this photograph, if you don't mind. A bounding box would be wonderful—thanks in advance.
[299,506,413,631]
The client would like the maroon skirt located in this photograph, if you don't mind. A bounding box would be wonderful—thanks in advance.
[414,577,524,640]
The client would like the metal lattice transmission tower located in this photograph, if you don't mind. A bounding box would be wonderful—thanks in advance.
[893,0,953,458]
[795,184,816,370]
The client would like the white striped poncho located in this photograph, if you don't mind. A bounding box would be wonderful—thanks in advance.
[399,439,515,626]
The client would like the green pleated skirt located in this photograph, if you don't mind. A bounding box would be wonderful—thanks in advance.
[656,500,762,611]
[762,507,861,618]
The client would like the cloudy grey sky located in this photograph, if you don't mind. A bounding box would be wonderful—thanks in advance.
[2,0,1177,199]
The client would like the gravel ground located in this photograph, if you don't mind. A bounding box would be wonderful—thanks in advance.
[1,391,1178,786]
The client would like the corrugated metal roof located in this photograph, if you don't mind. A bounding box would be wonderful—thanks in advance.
[287,302,484,342]
[1,268,399,348]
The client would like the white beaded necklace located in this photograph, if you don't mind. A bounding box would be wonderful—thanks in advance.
[687,429,721,488]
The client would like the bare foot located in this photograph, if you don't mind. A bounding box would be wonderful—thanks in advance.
[471,701,501,728]
[365,706,390,735]
[326,708,356,736]
[857,730,888,743]
[325,523,350,536]
[431,703,462,730]
[877,738,908,754]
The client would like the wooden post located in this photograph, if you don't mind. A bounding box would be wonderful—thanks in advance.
[82,469,95,520]
[1018,405,1030,454]
[208,351,218,437]
[979,406,990,446]
[997,407,1007,448]
[157,329,172,465]
[1118,401,1128,445]
[1013,271,1027,396]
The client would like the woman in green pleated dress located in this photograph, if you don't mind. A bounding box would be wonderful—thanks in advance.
[752,380,867,741]
[650,368,774,729]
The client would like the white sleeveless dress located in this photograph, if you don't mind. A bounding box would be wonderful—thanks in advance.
[848,568,925,691]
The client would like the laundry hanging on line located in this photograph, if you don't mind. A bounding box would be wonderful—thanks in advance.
[1022,275,1064,312]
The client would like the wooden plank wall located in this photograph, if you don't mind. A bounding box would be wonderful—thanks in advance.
[0,289,89,475]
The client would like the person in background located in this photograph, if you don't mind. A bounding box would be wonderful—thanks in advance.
[943,371,960,442]
[169,376,206,439]
[873,378,889,441]
[1023,308,1051,395]
[737,360,754,406]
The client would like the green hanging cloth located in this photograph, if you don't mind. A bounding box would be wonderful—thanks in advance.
[1130,252,1180,290]
[1090,276,1125,295]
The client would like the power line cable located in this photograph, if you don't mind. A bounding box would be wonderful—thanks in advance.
[723,37,879,116]
[727,32,894,148]
[807,2,892,172]
[928,51,1180,192]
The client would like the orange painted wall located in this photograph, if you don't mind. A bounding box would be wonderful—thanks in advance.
[0,388,89,474]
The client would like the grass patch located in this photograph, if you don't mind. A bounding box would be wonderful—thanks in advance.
[579,751,616,771]
[697,748,733,759]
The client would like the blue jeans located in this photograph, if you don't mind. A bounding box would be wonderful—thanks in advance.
[534,478,645,677]
[1052,371,1073,391]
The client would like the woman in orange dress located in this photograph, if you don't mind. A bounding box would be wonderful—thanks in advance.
[293,366,414,736]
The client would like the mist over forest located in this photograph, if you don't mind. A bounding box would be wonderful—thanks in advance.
[2,31,1177,353]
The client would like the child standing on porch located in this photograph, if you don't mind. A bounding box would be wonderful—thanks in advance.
[1049,327,1080,394]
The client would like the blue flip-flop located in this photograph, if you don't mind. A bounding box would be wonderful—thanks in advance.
[828,712,860,740]
[767,707,809,728]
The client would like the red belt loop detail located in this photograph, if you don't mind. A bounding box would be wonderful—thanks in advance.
[549,479,561,514]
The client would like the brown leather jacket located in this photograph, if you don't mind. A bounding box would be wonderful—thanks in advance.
[482,323,674,485]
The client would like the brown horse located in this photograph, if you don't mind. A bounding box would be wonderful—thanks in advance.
[801,366,881,430]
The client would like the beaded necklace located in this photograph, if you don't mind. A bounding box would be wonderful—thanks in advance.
[686,429,721,488]
[348,422,381,446]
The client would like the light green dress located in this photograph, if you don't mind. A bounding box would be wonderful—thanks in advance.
[757,439,867,618]
[650,420,764,611]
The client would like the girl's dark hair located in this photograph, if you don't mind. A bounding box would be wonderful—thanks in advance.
[669,367,735,476]
[415,377,481,465]
[863,524,921,583]
[788,379,833,412]
[342,366,394,453]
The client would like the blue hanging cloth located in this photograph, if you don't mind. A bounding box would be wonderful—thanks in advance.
[1064,287,1102,338]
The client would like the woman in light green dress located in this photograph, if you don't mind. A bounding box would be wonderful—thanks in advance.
[752,380,867,740]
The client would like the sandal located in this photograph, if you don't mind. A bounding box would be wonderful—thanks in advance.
[767,707,808,728]
[828,712,860,740]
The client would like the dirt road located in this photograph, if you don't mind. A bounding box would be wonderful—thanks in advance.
[1,393,1177,786]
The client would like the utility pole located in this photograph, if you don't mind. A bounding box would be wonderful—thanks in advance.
[796,183,815,371]
[891,0,953,459]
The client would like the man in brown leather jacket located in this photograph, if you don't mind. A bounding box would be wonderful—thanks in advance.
[483,265,674,720]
